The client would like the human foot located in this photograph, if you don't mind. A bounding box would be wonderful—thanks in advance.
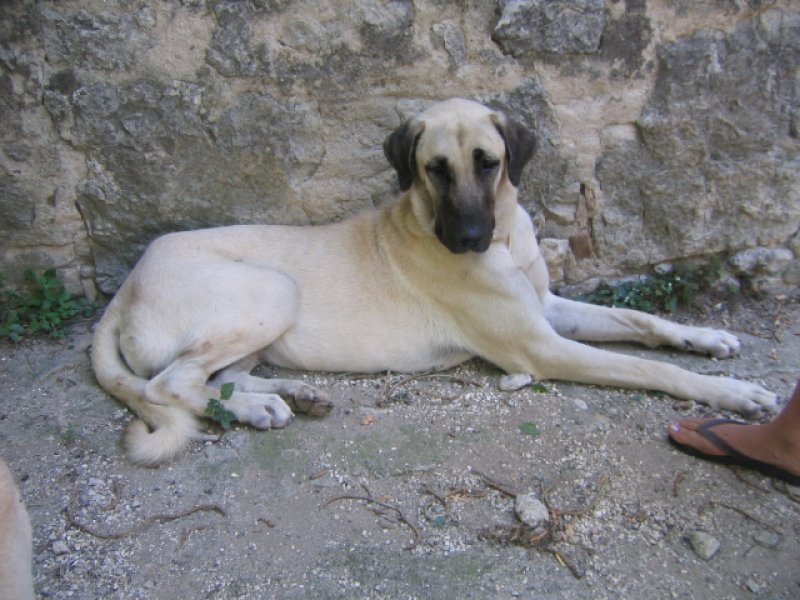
[667,417,800,484]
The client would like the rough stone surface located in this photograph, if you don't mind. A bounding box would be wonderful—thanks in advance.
[595,13,800,274]
[1,1,799,296]
[68,81,324,291]
[493,0,606,57]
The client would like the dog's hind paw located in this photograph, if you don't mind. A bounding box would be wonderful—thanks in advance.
[287,385,333,417]
[228,392,295,430]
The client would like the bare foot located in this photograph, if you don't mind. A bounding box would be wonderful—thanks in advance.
[667,418,800,479]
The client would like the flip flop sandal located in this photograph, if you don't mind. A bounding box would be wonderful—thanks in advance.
[669,417,800,486]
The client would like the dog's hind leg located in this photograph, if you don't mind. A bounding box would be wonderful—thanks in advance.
[146,357,295,430]
[210,357,334,417]
[137,267,305,430]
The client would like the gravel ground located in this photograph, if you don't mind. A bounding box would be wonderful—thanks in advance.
[1,293,798,599]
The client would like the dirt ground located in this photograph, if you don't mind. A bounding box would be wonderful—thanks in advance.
[1,292,798,599]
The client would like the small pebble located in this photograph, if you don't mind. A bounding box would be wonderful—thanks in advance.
[514,493,549,535]
[498,373,532,392]
[752,530,780,549]
[744,577,766,594]
[687,530,720,560]
[52,541,70,555]
[571,398,589,411]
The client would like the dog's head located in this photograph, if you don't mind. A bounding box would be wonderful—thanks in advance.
[384,98,536,254]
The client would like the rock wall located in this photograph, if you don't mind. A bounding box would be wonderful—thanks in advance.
[1,0,798,297]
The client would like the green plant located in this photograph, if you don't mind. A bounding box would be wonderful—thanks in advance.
[61,423,81,444]
[0,269,98,342]
[577,259,722,314]
[205,382,236,429]
[518,422,541,436]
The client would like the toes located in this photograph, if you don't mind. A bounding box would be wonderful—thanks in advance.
[306,398,334,417]
[290,387,333,416]
[667,422,694,445]
[247,405,294,429]
[753,389,778,411]
[685,328,741,358]
[228,393,294,429]
[737,385,778,417]
[269,409,294,429]
[707,331,740,358]
[248,408,273,430]
[667,423,726,457]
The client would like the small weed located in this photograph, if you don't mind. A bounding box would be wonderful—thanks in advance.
[62,423,81,444]
[518,422,541,436]
[529,382,548,394]
[0,269,98,342]
[577,259,722,314]
[205,382,236,429]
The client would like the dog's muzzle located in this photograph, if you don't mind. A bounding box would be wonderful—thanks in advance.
[435,212,495,254]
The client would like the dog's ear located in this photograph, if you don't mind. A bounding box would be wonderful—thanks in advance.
[383,119,425,192]
[491,112,536,188]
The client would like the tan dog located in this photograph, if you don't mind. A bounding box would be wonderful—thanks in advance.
[0,459,34,600]
[91,98,776,465]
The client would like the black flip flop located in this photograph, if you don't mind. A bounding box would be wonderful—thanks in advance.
[668,417,800,486]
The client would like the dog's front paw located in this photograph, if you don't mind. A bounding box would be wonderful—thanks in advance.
[684,328,741,359]
[708,378,778,417]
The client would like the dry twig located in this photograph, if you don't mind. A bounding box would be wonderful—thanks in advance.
[66,503,226,540]
[702,500,781,534]
[672,470,688,497]
[378,371,481,406]
[473,470,518,498]
[321,493,421,550]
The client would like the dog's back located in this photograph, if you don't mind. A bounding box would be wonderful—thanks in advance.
[0,459,34,600]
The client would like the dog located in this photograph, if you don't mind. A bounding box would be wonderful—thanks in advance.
[0,459,34,600]
[91,98,777,465]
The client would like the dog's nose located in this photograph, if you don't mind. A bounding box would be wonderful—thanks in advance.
[458,223,487,250]
[460,234,483,250]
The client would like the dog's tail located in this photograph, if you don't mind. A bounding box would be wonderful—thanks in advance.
[91,293,198,466]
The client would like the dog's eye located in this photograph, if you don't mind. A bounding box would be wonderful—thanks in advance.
[479,158,500,172]
[425,159,449,178]
[473,148,499,173]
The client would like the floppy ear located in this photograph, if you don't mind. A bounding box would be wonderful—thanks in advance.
[491,113,536,187]
[383,119,425,191]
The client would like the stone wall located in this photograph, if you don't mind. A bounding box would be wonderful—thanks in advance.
[1,0,798,297]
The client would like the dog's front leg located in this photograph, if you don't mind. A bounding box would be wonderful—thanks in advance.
[509,213,741,358]
[480,321,776,416]
[541,294,741,358]
[460,263,776,416]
